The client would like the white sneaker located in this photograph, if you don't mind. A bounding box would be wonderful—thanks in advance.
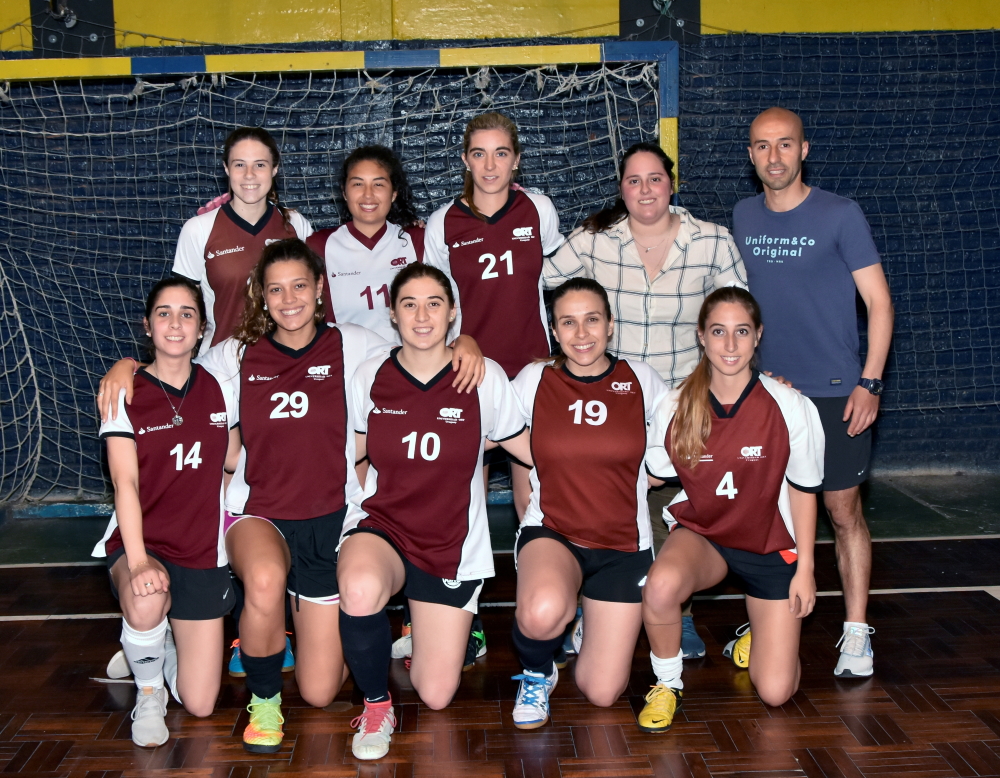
[106,650,131,679]
[511,665,558,730]
[131,686,169,747]
[351,697,395,760]
[570,615,583,654]
[390,625,412,659]
[834,623,875,677]
[163,626,181,704]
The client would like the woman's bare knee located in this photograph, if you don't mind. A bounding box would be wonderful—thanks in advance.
[338,572,386,615]
[415,679,459,710]
[577,675,627,708]
[643,565,688,612]
[183,697,217,718]
[242,562,286,608]
[516,594,574,640]
[751,671,798,707]
[299,682,337,709]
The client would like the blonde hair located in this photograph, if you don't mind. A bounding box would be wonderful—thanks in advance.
[671,287,762,468]
[462,112,521,221]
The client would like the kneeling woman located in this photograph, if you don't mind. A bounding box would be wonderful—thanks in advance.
[507,278,667,728]
[95,278,241,747]
[639,287,824,732]
[338,263,531,761]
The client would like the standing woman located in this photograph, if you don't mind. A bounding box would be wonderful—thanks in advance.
[638,287,824,732]
[424,111,564,519]
[173,126,313,354]
[94,277,241,747]
[337,263,531,761]
[508,278,667,729]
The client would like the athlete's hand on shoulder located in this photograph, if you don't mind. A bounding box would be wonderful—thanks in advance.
[763,371,797,391]
[450,334,486,394]
[197,193,231,215]
[844,384,879,437]
[98,359,142,422]
[128,559,170,597]
[788,568,816,618]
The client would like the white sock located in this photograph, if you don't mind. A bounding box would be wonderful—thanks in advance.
[121,618,168,689]
[650,649,684,690]
[843,621,869,632]
[163,625,181,704]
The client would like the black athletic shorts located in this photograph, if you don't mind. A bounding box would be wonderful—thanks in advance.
[707,540,798,601]
[808,394,873,491]
[515,525,653,604]
[107,546,235,621]
[270,508,345,601]
[343,527,484,613]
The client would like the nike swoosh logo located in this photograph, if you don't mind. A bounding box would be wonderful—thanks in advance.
[223,588,230,599]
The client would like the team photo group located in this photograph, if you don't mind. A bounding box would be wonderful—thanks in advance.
[90,104,894,761]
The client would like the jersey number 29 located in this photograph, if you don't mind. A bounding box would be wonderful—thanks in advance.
[270,391,309,419]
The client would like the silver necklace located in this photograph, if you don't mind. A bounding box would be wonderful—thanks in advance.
[149,365,191,427]
[633,236,667,253]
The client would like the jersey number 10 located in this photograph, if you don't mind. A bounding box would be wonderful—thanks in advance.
[402,431,441,461]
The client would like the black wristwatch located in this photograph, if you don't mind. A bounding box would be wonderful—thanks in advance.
[858,377,884,395]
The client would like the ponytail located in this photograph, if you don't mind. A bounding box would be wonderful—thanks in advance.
[669,286,762,469]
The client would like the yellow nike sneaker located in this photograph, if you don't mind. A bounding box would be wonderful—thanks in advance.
[243,693,285,753]
[637,684,682,733]
[722,623,751,669]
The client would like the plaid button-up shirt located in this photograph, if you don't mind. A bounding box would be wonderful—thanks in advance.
[543,207,747,386]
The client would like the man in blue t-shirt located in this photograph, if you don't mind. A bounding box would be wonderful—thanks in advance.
[732,107,894,679]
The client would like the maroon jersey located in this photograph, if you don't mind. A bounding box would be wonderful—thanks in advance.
[231,326,349,521]
[425,189,563,377]
[345,353,526,580]
[95,366,235,569]
[513,358,667,551]
[647,373,825,555]
[173,202,311,353]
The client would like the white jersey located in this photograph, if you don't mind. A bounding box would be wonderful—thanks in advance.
[308,221,423,343]
[197,323,391,520]
[343,354,526,580]
[512,358,667,551]
[173,202,313,354]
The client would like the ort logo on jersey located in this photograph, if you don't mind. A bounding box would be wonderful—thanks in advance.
[610,381,633,393]
[739,445,765,462]
[391,257,408,267]
[512,226,534,241]
[308,365,331,377]
[438,407,464,423]
[210,412,228,426]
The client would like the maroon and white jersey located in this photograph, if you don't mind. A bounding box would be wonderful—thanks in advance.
[513,358,667,551]
[646,372,824,556]
[308,221,423,343]
[173,202,313,354]
[344,353,526,580]
[93,365,237,569]
[198,323,391,522]
[425,189,563,377]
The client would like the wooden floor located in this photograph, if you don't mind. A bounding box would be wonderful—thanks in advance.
[2,541,1000,778]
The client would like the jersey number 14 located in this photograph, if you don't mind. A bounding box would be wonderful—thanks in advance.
[169,442,202,470]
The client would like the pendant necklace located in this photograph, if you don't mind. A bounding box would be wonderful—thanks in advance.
[633,235,667,254]
[150,365,191,427]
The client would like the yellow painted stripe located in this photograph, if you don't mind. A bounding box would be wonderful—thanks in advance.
[659,117,679,173]
[702,0,1000,33]
[204,51,365,74]
[440,44,602,68]
[394,0,617,41]
[0,1,31,52]
[0,57,132,81]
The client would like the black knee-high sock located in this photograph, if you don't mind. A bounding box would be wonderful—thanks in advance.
[340,609,392,703]
[241,649,285,699]
[512,621,564,675]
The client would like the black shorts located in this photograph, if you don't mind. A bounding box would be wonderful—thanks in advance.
[270,508,345,602]
[107,547,235,621]
[809,395,873,491]
[707,541,797,601]
[344,527,484,613]
[515,525,653,604]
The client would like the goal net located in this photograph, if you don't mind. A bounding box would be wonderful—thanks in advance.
[0,56,661,501]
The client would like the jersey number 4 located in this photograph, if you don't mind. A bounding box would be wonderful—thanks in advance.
[169,442,202,470]
[568,399,607,426]
[270,391,309,419]
[716,471,738,500]
[479,250,513,279]
[402,431,440,461]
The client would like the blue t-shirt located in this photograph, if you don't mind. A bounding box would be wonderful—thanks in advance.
[733,187,881,397]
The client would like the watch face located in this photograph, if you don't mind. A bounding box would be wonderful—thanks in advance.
[863,379,884,395]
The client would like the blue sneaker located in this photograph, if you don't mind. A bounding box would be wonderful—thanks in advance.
[511,666,558,729]
[681,616,706,659]
[229,636,295,678]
